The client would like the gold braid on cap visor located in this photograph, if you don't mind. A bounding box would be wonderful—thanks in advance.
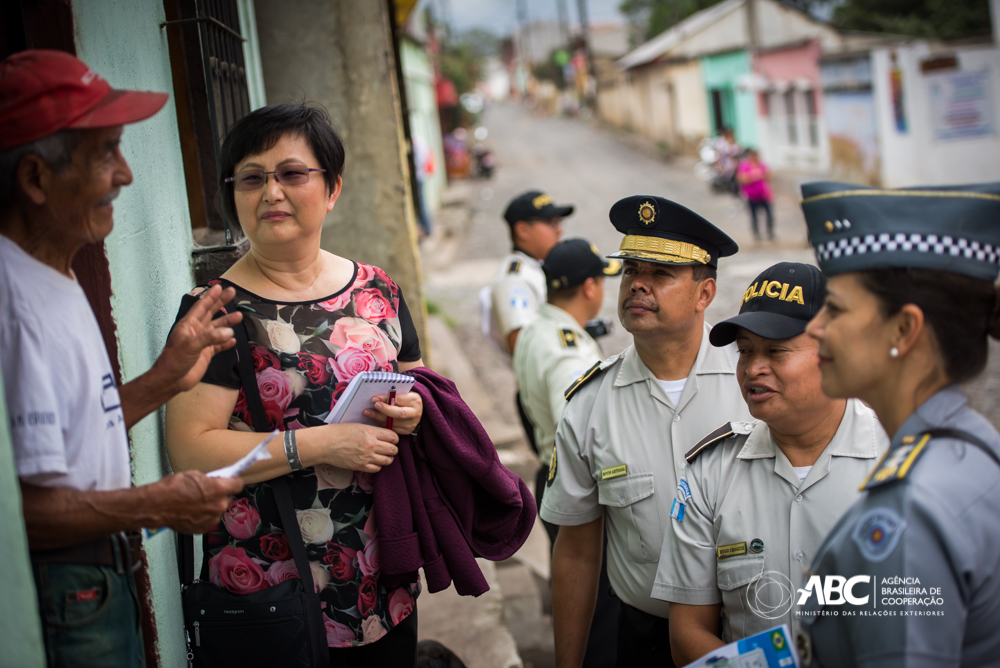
[616,235,711,264]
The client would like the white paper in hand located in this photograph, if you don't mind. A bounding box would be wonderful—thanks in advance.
[207,429,277,478]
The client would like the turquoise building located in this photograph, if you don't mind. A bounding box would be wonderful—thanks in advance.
[700,50,759,147]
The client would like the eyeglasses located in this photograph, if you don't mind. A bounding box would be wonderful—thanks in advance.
[225,164,327,191]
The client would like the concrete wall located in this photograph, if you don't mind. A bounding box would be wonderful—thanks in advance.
[254,0,428,351]
[0,365,46,667]
[73,2,201,665]
[672,60,711,140]
[401,38,446,215]
[871,41,1000,187]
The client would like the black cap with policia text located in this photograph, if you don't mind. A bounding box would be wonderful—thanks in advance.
[607,195,738,268]
[709,262,826,346]
[543,238,623,291]
[504,190,575,226]
[801,181,1000,281]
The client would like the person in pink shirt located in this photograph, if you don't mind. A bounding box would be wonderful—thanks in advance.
[736,149,774,241]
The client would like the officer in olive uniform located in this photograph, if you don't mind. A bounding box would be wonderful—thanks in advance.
[514,238,620,516]
[651,262,889,666]
[513,238,622,667]
[487,190,574,356]
[795,182,1000,667]
[541,195,752,668]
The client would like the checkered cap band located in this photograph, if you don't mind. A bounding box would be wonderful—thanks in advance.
[814,233,1000,265]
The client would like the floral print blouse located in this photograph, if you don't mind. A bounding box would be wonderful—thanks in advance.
[175,262,421,648]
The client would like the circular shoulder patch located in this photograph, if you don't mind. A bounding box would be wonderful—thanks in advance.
[850,507,907,563]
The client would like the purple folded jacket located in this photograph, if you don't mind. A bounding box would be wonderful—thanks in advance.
[374,367,536,596]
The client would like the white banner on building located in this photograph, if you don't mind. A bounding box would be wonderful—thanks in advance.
[928,69,995,141]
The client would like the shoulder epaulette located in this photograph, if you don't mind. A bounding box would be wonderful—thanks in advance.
[685,422,737,463]
[558,328,578,348]
[860,432,931,491]
[861,428,1000,491]
[508,260,521,274]
[564,361,603,401]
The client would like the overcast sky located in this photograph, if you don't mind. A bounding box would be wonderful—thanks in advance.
[424,0,627,35]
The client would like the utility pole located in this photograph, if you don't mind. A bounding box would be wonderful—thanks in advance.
[575,0,596,105]
[556,0,570,40]
[517,0,532,64]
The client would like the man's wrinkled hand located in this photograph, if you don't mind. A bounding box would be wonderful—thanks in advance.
[154,470,244,535]
[157,284,242,393]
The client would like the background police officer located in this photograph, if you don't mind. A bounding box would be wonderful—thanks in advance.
[513,238,621,666]
[652,262,888,665]
[798,181,1000,666]
[540,195,751,668]
[487,190,573,355]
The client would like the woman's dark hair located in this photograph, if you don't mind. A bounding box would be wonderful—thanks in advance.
[217,103,345,228]
[858,268,1000,384]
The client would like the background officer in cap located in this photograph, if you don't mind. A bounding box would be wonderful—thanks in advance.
[797,181,1000,666]
[0,50,243,665]
[513,238,621,666]
[486,190,573,355]
[652,262,888,666]
[541,195,751,668]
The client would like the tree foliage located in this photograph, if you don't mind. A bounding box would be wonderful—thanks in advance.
[618,0,990,45]
[833,0,991,40]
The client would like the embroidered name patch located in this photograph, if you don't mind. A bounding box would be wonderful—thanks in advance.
[851,507,907,563]
[718,542,748,559]
[601,464,627,480]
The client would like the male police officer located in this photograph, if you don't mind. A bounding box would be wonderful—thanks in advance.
[513,238,621,666]
[488,190,573,355]
[652,262,888,665]
[541,196,751,668]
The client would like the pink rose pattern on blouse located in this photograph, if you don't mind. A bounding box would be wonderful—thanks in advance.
[203,264,418,648]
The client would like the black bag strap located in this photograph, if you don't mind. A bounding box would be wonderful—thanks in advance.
[923,427,1000,469]
[180,302,316,594]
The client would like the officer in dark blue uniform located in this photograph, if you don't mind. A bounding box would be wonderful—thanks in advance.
[796,181,1000,667]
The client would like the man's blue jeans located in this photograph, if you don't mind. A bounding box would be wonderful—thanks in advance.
[32,538,144,668]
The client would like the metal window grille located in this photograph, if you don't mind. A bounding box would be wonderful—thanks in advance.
[162,0,251,248]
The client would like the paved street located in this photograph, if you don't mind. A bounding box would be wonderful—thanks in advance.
[418,101,1000,667]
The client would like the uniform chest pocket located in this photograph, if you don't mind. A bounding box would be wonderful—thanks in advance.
[598,473,662,563]
[717,555,770,640]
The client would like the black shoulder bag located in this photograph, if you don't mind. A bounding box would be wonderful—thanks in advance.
[179,312,329,667]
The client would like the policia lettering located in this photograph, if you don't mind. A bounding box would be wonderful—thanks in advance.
[741,280,805,306]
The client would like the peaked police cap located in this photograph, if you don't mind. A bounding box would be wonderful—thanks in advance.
[802,181,1000,281]
[607,195,738,268]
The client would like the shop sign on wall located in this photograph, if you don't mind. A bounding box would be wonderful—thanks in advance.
[928,69,995,141]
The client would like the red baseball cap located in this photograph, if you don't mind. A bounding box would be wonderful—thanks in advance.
[0,49,169,151]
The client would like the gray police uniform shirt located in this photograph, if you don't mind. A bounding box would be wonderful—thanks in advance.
[512,303,603,467]
[539,323,752,617]
[799,386,1000,668]
[490,250,547,355]
[654,399,887,642]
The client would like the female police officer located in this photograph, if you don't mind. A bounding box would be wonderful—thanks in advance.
[797,181,1000,666]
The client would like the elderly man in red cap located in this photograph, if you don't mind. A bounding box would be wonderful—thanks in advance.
[0,50,244,666]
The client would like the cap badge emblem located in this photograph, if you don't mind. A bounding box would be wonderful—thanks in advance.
[532,194,553,209]
[638,201,656,226]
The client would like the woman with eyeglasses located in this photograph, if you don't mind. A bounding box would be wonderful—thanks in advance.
[795,181,1000,667]
[166,103,423,666]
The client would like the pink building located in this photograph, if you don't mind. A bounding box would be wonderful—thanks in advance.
[751,39,829,172]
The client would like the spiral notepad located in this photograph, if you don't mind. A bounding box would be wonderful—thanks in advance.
[323,371,416,425]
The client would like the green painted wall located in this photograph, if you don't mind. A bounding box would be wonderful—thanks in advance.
[0,365,46,668]
[73,2,198,665]
[401,38,446,215]
[700,50,759,149]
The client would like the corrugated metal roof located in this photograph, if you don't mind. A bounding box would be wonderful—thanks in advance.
[616,0,745,70]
